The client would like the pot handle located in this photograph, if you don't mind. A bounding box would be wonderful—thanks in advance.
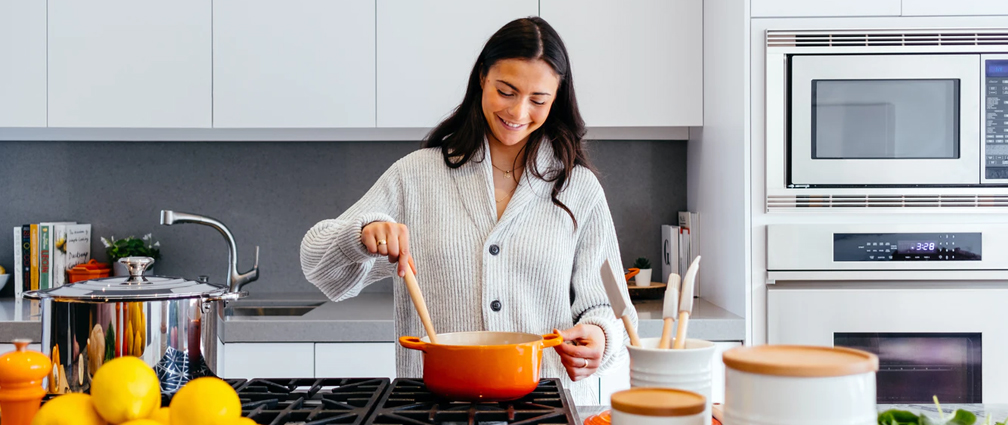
[399,336,428,352]
[541,332,564,348]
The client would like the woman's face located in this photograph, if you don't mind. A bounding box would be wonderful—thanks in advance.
[481,58,561,149]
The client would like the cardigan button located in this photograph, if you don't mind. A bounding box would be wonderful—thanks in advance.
[490,300,502,311]
[489,244,500,255]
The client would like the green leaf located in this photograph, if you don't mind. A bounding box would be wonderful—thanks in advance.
[879,409,921,424]
[947,409,978,425]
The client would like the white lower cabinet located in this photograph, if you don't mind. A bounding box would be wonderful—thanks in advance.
[315,343,396,379]
[222,343,315,379]
[597,341,742,405]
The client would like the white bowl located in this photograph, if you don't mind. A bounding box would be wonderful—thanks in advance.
[0,274,9,294]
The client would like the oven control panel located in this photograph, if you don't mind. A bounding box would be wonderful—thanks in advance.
[985,59,1008,180]
[834,232,981,262]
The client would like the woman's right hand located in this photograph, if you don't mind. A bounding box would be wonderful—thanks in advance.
[361,221,417,277]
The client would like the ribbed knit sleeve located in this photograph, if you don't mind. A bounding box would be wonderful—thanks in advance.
[571,195,636,374]
[300,161,402,301]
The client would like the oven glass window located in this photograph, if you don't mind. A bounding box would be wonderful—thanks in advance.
[811,80,960,159]
[835,333,981,403]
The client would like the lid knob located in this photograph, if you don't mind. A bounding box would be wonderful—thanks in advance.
[0,339,53,425]
[119,256,155,285]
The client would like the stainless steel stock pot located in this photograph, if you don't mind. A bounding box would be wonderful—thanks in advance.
[23,210,259,396]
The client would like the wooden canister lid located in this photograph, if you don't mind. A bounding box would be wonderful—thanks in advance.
[722,345,879,377]
[610,388,706,417]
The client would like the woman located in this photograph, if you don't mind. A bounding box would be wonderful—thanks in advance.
[300,16,636,404]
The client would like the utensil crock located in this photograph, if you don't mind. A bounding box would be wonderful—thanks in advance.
[399,331,563,401]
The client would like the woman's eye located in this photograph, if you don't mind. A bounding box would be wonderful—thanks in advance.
[497,89,514,97]
[531,100,545,106]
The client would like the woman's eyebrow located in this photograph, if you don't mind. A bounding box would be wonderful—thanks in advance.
[496,80,553,97]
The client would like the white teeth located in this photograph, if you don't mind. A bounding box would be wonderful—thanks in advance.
[500,117,523,128]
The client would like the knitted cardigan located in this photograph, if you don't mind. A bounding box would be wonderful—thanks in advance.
[299,139,636,404]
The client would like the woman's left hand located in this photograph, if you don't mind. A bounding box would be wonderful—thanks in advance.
[552,324,605,381]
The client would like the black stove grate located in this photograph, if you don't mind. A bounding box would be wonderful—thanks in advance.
[229,377,390,425]
[365,378,577,425]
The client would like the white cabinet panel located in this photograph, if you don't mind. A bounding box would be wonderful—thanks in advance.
[902,0,1008,16]
[376,0,539,128]
[223,343,314,379]
[213,0,376,128]
[0,0,46,127]
[541,0,702,127]
[599,358,630,406]
[47,0,212,128]
[711,341,741,404]
[0,343,42,353]
[315,343,396,379]
[751,0,901,17]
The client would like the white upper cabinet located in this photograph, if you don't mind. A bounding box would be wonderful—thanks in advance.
[376,0,539,128]
[47,0,212,128]
[751,0,901,17]
[541,0,703,127]
[213,0,376,128]
[0,0,46,127]
[902,0,1008,16]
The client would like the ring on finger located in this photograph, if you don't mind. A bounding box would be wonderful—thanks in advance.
[377,239,387,245]
[579,358,587,368]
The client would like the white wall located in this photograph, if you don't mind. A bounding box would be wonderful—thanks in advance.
[688,0,751,340]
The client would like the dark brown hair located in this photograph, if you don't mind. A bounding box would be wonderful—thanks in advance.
[422,17,591,228]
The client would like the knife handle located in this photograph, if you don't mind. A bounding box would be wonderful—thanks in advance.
[622,315,641,347]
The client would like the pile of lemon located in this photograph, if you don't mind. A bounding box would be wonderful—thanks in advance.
[32,357,255,425]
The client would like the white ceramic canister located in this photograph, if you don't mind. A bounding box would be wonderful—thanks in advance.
[626,337,715,424]
[611,388,706,425]
[722,345,879,425]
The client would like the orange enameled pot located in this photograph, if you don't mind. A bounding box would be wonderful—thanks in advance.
[399,331,563,401]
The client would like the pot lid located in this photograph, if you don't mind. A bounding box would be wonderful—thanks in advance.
[610,388,706,417]
[23,257,232,302]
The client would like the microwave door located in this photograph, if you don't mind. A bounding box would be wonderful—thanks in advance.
[789,54,981,186]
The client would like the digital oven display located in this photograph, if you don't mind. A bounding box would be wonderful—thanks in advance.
[833,232,982,262]
[897,240,937,253]
[987,60,1008,78]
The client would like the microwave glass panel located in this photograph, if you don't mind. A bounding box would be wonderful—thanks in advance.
[811,80,960,159]
[835,332,981,403]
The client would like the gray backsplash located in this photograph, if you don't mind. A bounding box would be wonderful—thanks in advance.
[0,140,686,296]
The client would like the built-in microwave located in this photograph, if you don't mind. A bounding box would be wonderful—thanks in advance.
[766,29,1008,194]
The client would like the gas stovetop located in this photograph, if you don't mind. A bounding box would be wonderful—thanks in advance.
[229,377,578,425]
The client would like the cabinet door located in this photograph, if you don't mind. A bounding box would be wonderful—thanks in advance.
[213,0,376,128]
[47,0,212,128]
[751,0,901,17]
[315,343,396,379]
[376,0,538,128]
[223,343,315,379]
[0,0,46,127]
[540,0,702,127]
[902,0,1008,16]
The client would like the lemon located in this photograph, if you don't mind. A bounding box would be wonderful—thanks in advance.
[90,356,161,424]
[0,264,6,274]
[224,419,256,425]
[148,407,171,425]
[169,377,241,425]
[119,421,162,425]
[31,393,107,425]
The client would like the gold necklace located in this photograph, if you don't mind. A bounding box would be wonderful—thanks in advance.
[495,185,517,203]
[491,162,520,180]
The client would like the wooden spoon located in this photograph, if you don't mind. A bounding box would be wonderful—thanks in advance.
[402,264,438,344]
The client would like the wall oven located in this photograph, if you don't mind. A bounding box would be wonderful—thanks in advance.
[766,223,1008,403]
[765,29,1008,209]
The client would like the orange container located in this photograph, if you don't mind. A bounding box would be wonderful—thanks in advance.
[0,340,53,425]
[66,259,111,283]
[399,331,562,401]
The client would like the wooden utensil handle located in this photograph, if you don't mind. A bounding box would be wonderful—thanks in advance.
[658,317,675,349]
[622,315,641,347]
[403,267,438,344]
[673,311,689,349]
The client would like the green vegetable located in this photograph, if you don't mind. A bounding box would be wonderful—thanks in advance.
[632,257,651,269]
[878,408,978,425]
[104,323,115,362]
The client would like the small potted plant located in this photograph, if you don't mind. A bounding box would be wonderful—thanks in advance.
[631,257,652,287]
[101,234,161,276]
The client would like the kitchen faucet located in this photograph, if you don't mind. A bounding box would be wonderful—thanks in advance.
[160,210,260,293]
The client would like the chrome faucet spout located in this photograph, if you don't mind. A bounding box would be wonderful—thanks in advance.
[159,210,260,293]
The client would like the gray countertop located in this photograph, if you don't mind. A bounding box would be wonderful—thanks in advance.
[0,293,745,343]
